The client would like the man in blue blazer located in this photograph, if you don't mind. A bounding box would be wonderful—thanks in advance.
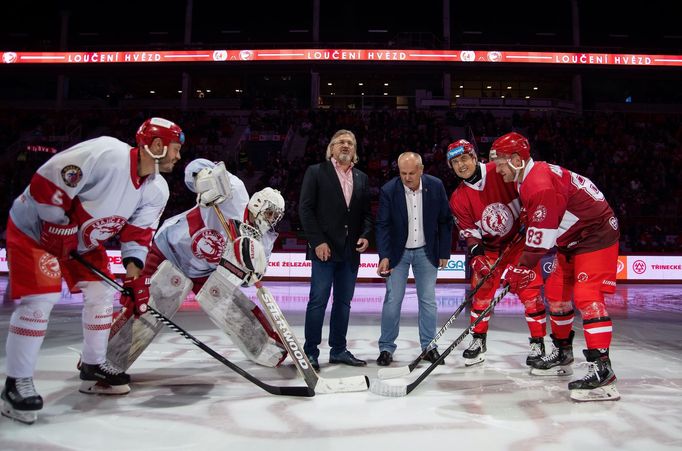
[299,129,373,370]
[375,152,453,366]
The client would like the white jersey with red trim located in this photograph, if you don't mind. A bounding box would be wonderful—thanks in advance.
[153,177,277,279]
[518,159,619,262]
[449,162,522,252]
[9,136,169,264]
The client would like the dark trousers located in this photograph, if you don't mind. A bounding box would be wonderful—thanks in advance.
[303,247,359,358]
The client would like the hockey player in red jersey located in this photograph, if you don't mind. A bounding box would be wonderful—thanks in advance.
[2,117,184,424]
[446,139,547,366]
[490,131,620,402]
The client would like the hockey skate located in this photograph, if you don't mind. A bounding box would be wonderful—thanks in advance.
[1,377,43,425]
[526,337,545,366]
[463,333,487,366]
[569,349,620,402]
[530,331,574,376]
[79,361,131,395]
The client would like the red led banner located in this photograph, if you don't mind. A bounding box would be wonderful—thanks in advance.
[2,48,682,67]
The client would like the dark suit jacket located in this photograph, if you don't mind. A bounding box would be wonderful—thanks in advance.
[376,174,453,269]
[299,160,373,266]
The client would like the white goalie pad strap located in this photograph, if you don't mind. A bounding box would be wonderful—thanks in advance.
[196,270,286,367]
[194,162,232,207]
[107,260,193,371]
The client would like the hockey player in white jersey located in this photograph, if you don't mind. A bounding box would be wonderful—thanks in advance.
[1,117,184,424]
[106,158,287,373]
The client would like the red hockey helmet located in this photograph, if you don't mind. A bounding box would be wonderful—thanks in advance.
[136,117,185,148]
[490,132,530,160]
[446,139,476,164]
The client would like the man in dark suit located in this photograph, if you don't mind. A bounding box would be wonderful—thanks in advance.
[375,152,453,366]
[298,129,373,370]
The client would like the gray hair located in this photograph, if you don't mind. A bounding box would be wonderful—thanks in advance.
[397,151,424,168]
[325,129,359,163]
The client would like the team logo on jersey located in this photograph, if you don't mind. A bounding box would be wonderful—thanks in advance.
[81,216,127,248]
[39,253,61,279]
[609,216,619,230]
[531,205,547,223]
[480,203,513,236]
[577,272,589,283]
[61,165,83,187]
[191,229,225,263]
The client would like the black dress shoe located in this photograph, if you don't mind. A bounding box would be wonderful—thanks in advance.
[329,350,367,367]
[376,351,393,366]
[306,354,320,371]
[423,348,444,365]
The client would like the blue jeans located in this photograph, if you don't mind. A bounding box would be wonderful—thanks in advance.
[303,258,359,359]
[379,247,438,354]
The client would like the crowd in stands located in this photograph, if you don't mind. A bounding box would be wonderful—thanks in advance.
[1,107,681,253]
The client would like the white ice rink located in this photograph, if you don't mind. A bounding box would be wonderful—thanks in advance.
[1,281,681,451]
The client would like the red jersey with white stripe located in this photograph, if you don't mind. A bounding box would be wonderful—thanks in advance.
[9,136,169,264]
[517,160,619,267]
[449,162,522,252]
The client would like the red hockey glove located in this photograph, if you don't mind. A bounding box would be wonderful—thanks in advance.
[470,255,492,279]
[40,221,78,260]
[501,264,536,294]
[120,276,151,317]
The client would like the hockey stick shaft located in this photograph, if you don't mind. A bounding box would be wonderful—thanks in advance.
[211,207,320,388]
[405,286,510,394]
[378,233,523,379]
[212,205,369,394]
[69,251,313,397]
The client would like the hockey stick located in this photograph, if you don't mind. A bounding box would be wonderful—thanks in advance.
[378,233,524,379]
[69,251,314,398]
[212,205,370,394]
[370,285,511,397]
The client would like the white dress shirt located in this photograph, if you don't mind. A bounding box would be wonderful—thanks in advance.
[404,179,426,249]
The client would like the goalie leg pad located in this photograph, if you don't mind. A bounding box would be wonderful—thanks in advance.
[196,269,287,367]
[107,261,193,371]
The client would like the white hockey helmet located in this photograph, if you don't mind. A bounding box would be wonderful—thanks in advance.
[247,187,285,234]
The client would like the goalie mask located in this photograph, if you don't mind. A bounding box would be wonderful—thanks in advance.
[247,187,284,234]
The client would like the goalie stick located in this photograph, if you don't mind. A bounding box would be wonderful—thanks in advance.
[370,285,511,397]
[69,251,314,398]
[212,205,370,394]
[378,233,523,380]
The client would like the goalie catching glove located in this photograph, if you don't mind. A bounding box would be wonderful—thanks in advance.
[220,236,267,287]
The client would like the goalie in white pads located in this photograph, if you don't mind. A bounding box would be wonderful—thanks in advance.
[106,158,287,371]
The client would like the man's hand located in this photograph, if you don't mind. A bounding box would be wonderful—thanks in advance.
[438,258,449,269]
[501,264,536,294]
[377,257,391,277]
[355,238,369,253]
[315,243,331,261]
